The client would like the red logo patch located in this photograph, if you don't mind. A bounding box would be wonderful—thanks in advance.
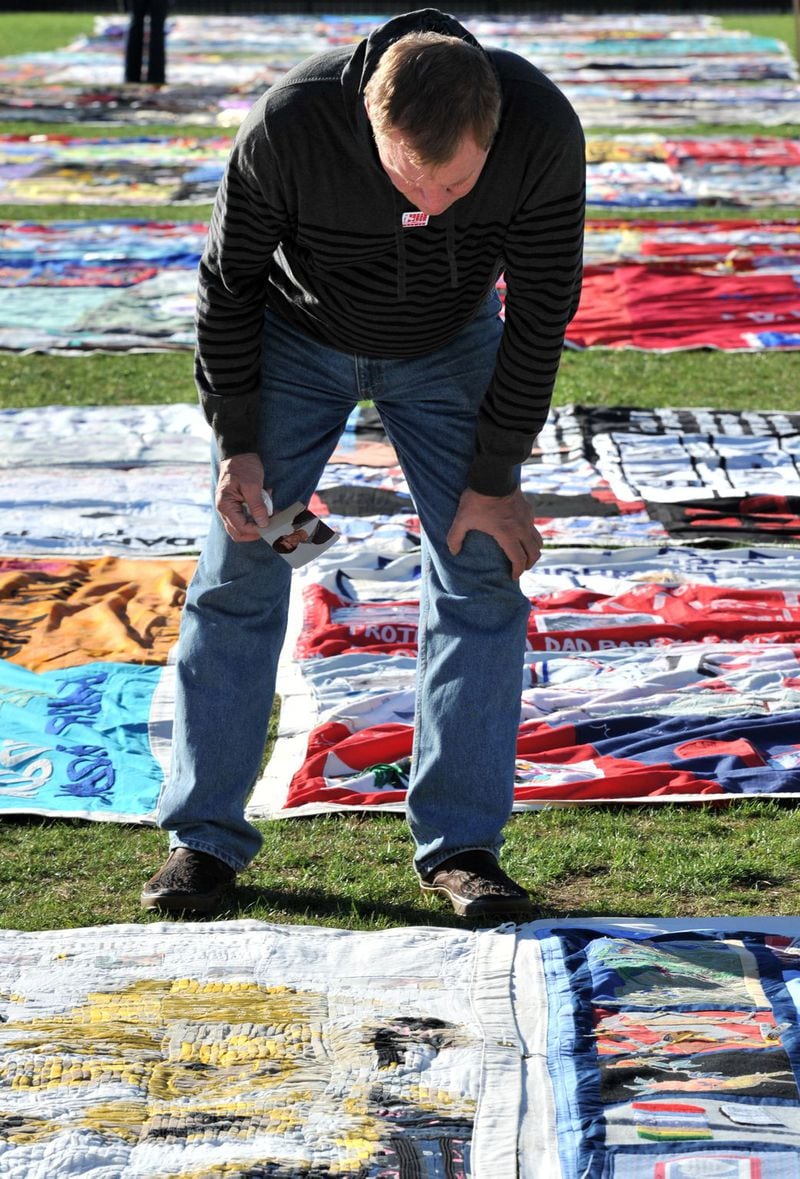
[674,738,766,767]
[402,212,429,228]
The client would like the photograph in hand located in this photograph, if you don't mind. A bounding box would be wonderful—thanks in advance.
[259,501,338,568]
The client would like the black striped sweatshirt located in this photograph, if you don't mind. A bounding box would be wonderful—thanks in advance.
[195,8,585,497]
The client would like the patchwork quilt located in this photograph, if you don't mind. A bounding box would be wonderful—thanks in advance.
[255,632,800,815]
[0,409,203,820]
[0,464,210,556]
[0,135,229,205]
[0,82,230,128]
[585,135,800,207]
[649,497,800,544]
[0,658,171,822]
[562,267,800,351]
[0,556,194,670]
[0,402,211,466]
[4,133,799,208]
[248,402,800,816]
[1,14,797,127]
[0,218,207,275]
[578,407,800,503]
[0,270,196,352]
[6,403,800,821]
[1,917,799,1177]
[0,398,212,557]
[3,220,799,353]
[583,218,800,268]
[252,544,800,816]
[4,218,798,282]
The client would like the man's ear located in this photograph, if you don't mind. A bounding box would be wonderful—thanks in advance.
[364,94,372,122]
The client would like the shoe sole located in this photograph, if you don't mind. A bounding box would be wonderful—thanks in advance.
[139,884,233,914]
[420,881,535,920]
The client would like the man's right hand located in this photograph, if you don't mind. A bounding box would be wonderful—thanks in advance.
[215,453,271,542]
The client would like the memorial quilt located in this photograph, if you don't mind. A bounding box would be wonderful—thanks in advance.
[1,918,800,1178]
[578,407,800,503]
[1,14,797,127]
[3,221,800,354]
[256,653,800,814]
[6,403,800,820]
[0,657,171,822]
[0,402,211,466]
[564,267,800,351]
[583,219,800,269]
[293,582,800,663]
[4,133,799,208]
[0,464,210,556]
[649,497,800,544]
[586,136,800,208]
[0,218,207,275]
[250,521,800,816]
[4,218,797,286]
[0,556,194,670]
[0,135,229,205]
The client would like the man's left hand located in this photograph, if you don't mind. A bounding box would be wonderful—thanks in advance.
[447,487,542,580]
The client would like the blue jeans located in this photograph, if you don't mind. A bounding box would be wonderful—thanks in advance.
[157,293,531,877]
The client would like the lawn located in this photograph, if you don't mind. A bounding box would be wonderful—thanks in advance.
[719,10,798,54]
[0,11,95,56]
[1,11,799,932]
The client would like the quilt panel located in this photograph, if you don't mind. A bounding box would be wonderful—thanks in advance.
[2,920,800,1178]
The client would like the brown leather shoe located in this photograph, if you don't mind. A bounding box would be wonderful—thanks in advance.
[140,847,236,914]
[420,850,535,920]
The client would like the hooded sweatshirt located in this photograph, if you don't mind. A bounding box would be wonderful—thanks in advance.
[195,8,585,497]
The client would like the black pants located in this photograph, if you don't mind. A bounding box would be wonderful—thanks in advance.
[124,0,167,84]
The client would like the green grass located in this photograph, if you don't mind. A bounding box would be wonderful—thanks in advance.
[4,120,800,142]
[587,205,800,222]
[1,11,799,932]
[2,342,798,416]
[0,122,226,140]
[555,350,800,411]
[0,202,212,222]
[2,203,797,227]
[0,351,195,408]
[0,11,95,57]
[719,12,798,58]
[4,801,799,931]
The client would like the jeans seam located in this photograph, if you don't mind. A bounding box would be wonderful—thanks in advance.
[169,838,246,873]
[417,844,502,881]
[411,539,430,771]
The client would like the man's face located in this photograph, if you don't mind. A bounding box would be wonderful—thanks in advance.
[370,122,488,218]
[274,527,309,553]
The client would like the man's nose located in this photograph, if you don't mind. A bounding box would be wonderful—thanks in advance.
[417,186,451,216]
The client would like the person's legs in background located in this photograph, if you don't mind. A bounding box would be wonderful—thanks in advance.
[145,0,167,84]
[123,0,146,82]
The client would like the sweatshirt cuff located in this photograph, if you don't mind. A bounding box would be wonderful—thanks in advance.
[467,419,538,497]
[199,387,260,460]
[466,452,518,497]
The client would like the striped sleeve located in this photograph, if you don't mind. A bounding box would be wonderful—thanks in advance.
[467,123,585,496]
[194,123,288,458]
